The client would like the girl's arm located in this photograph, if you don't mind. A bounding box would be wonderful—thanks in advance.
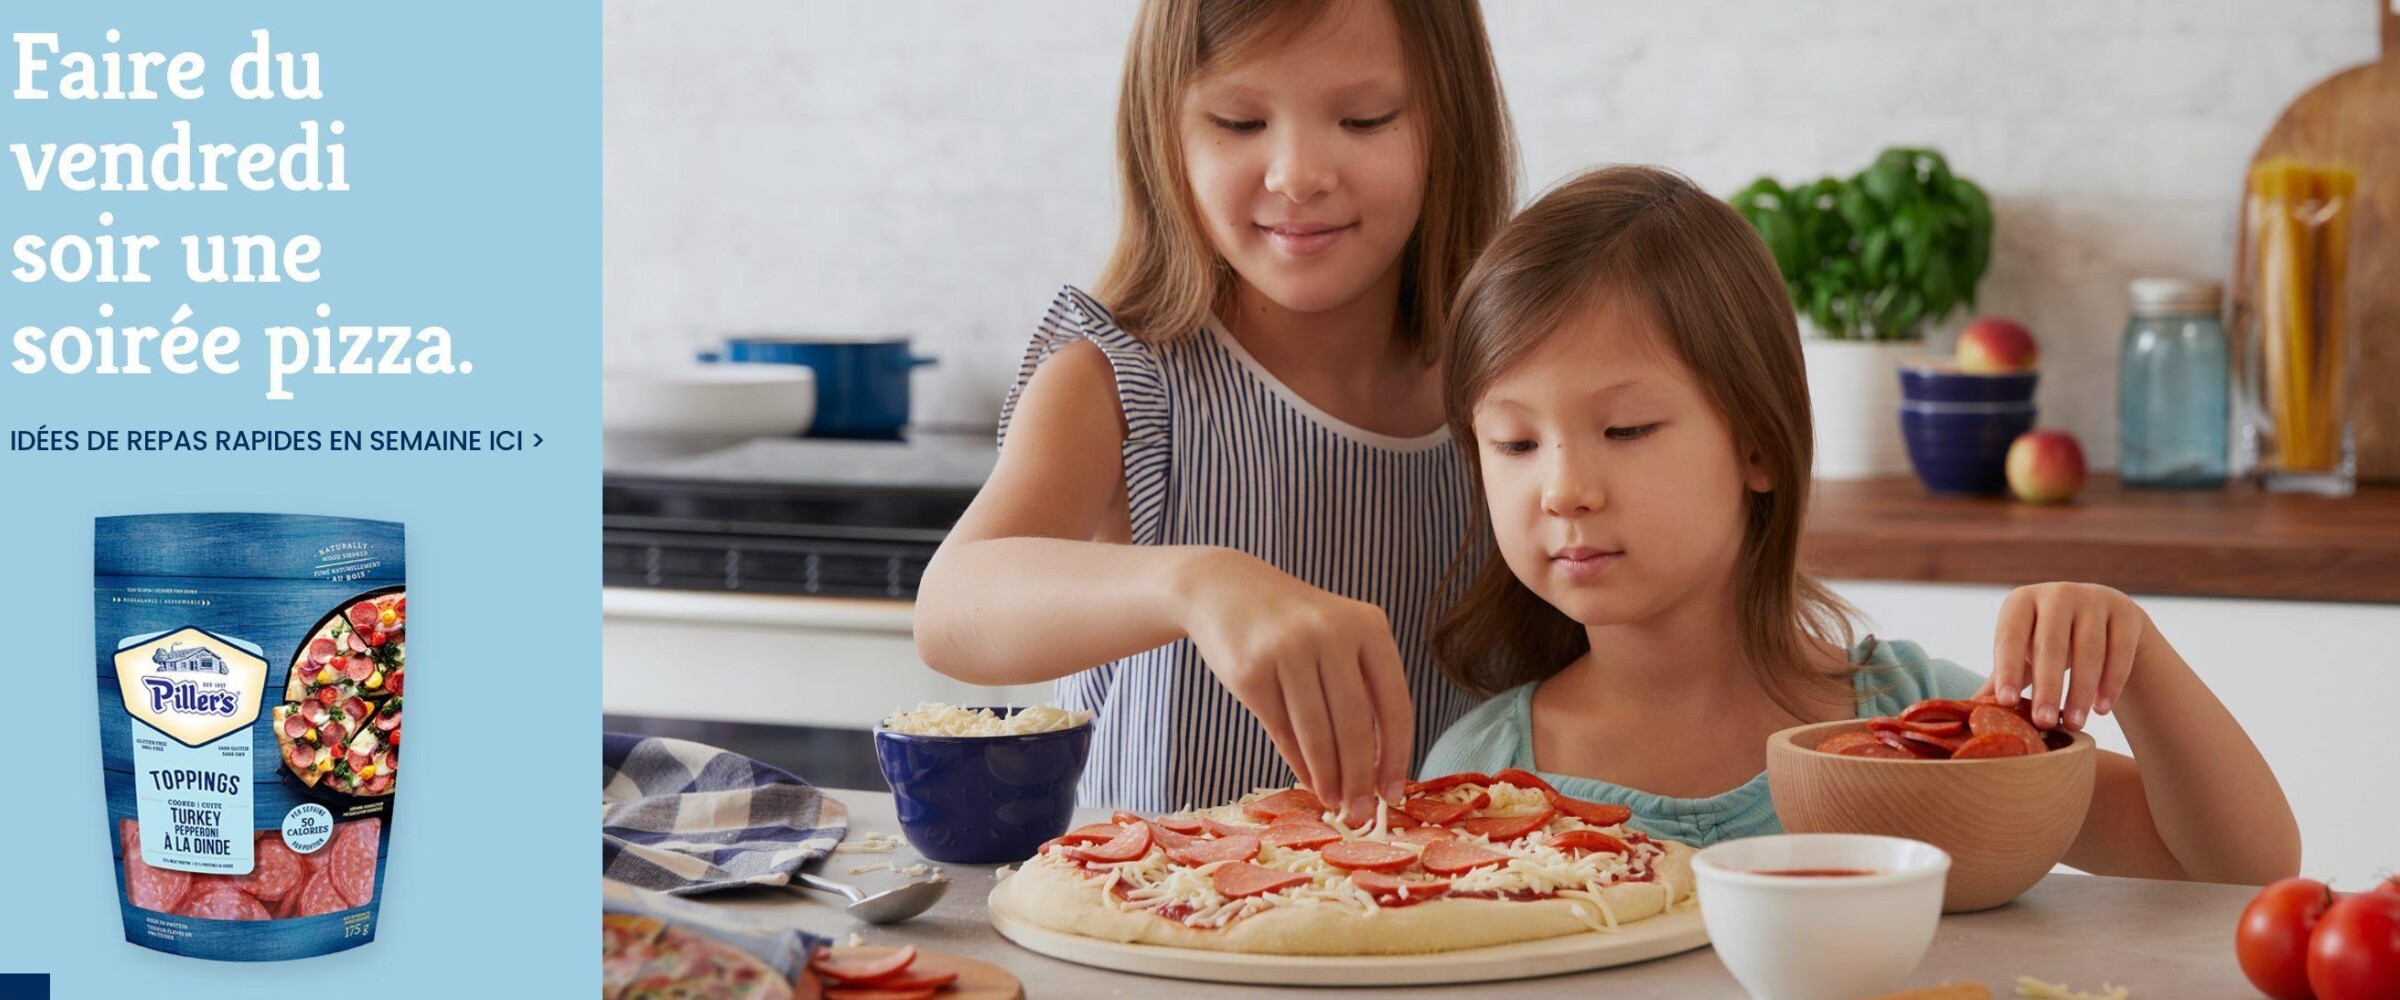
[914,341,1416,815]
[1987,583,2301,884]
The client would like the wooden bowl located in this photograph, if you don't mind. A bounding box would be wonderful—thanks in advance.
[1766,719,2095,912]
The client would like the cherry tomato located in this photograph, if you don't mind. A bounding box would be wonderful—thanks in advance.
[2239,877,2334,1000]
[2308,890,2400,1000]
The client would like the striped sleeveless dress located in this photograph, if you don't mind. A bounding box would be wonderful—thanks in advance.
[997,285,1483,813]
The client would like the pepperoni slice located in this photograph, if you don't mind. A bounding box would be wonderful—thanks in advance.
[318,721,348,752]
[1952,733,2034,759]
[1391,826,1456,848]
[1210,862,1311,899]
[303,700,329,725]
[177,886,271,921]
[366,774,394,795]
[1458,807,1554,842]
[375,707,400,732]
[1165,833,1261,867]
[121,821,191,913]
[1548,829,1631,855]
[347,601,381,631]
[308,637,338,666]
[1900,698,1975,726]
[1154,815,1205,835]
[1873,728,1945,759]
[341,656,375,683]
[1400,797,1476,826]
[1969,703,2046,748]
[1258,820,1341,851]
[1814,731,1886,755]
[288,743,317,770]
[282,712,312,739]
[1405,772,1491,797]
[1421,840,1508,876]
[347,631,370,654]
[1897,728,1967,754]
[232,836,306,902]
[1489,768,1562,800]
[1241,788,1326,823]
[384,669,404,695]
[1055,824,1122,846]
[1200,817,1261,838]
[811,945,919,985]
[1319,841,1417,872]
[1067,821,1153,863]
[1554,797,1634,827]
[861,969,959,991]
[342,695,373,723]
[331,818,381,907]
[1350,870,1453,904]
[347,749,373,771]
[295,869,350,917]
[1833,740,1915,759]
[1110,810,1146,827]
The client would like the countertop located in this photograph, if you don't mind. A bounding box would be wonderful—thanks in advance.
[697,790,2261,999]
[1803,474,2400,603]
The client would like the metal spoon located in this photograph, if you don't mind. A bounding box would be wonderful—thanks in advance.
[794,871,950,924]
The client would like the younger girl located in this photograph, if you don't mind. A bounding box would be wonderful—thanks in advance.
[1421,166,2300,883]
[916,0,1515,819]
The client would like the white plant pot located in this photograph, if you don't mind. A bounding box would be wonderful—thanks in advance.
[1801,331,1923,480]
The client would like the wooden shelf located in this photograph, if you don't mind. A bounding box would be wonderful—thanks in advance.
[1800,475,2400,603]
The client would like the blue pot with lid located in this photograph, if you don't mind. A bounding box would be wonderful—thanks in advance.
[716,335,937,440]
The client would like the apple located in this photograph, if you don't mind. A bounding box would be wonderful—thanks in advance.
[2006,430,2086,504]
[1958,317,2038,373]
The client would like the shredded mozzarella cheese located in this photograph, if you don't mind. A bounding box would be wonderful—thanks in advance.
[881,702,1092,737]
[2015,977,2130,1000]
[833,831,908,854]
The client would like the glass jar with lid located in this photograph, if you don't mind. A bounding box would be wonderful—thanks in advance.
[2118,278,2229,488]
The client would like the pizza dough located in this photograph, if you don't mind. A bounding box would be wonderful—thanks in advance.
[990,776,1697,957]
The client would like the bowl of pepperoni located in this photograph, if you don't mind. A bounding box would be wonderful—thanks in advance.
[1765,694,2095,912]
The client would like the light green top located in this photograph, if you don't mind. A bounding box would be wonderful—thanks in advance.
[1418,637,1986,848]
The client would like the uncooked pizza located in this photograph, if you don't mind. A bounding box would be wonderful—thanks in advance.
[989,770,1696,956]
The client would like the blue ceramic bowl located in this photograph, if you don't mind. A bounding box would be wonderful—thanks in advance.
[1900,402,2036,495]
[1899,362,2038,405]
[874,709,1093,864]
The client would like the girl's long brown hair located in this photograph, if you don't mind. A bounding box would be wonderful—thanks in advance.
[1095,0,1515,360]
[1431,166,1858,718]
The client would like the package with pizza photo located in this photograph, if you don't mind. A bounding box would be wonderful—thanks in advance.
[94,513,407,960]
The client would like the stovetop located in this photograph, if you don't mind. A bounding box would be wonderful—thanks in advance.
[602,431,996,599]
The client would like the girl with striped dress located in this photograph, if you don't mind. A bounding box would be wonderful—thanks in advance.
[914,0,1516,818]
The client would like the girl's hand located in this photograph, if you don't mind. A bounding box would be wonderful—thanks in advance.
[1179,549,1416,822]
[1984,582,2153,730]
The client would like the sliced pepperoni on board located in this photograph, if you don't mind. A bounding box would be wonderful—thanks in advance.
[121,820,191,913]
[294,869,350,917]
[1404,772,1491,797]
[1349,870,1453,904]
[177,885,271,921]
[1951,733,2034,759]
[1319,841,1417,872]
[1390,826,1456,848]
[1241,788,1326,823]
[1458,805,1555,842]
[1553,797,1635,827]
[1067,821,1153,864]
[1154,815,1205,835]
[1400,797,1477,826]
[231,835,306,902]
[1421,840,1508,876]
[1547,829,1631,855]
[1210,862,1312,899]
[1258,820,1341,851]
[1164,832,1261,867]
[811,945,920,985]
[330,818,380,907]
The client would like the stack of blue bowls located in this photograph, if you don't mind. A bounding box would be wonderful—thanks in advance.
[1898,363,2038,494]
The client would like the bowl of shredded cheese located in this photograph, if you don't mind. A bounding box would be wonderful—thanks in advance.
[874,704,1094,864]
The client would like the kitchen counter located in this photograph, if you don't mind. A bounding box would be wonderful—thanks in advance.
[1803,474,2400,603]
[701,789,2259,998]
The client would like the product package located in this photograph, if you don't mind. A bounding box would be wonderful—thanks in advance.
[96,513,406,960]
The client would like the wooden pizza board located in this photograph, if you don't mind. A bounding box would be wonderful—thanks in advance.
[818,946,1022,1000]
[2234,0,2400,480]
[989,904,1709,987]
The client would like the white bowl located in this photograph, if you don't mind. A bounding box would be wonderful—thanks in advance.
[603,364,815,446]
[1692,834,1950,1000]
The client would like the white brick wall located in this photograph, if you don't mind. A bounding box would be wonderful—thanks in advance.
[604,0,2379,466]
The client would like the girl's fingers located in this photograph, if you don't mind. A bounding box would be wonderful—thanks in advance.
[1359,634,1415,805]
[2064,610,2106,729]
[2027,592,2073,728]
[2097,614,2141,715]
[1320,653,1379,822]
[1246,678,1310,795]
[1990,588,2037,705]
[1280,660,1340,805]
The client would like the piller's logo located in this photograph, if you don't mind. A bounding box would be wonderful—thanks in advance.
[142,675,241,716]
[116,627,266,747]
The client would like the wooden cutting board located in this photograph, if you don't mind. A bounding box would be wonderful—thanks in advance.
[2236,1,2400,481]
[818,946,1022,999]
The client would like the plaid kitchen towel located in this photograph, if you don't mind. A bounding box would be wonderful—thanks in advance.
[602,733,850,894]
